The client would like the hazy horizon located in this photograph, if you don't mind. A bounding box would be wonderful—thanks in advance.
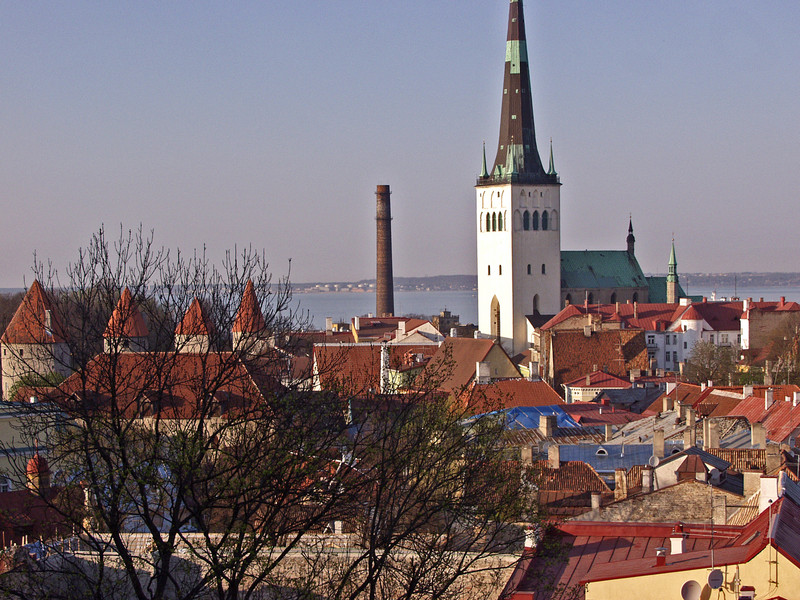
[3,1,798,288]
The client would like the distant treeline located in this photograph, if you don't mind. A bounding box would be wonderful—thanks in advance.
[666,272,800,288]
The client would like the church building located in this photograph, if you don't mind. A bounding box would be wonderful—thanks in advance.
[476,0,680,355]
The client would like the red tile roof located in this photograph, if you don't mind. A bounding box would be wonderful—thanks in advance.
[563,370,632,389]
[726,389,800,443]
[420,338,512,393]
[466,379,564,410]
[55,352,275,419]
[232,280,266,334]
[104,287,149,339]
[562,402,645,427]
[175,298,214,336]
[541,302,683,332]
[313,343,437,395]
[1,280,67,344]
[504,496,800,599]
[546,329,648,389]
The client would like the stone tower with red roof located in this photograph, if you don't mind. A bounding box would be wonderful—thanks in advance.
[175,297,214,353]
[103,287,150,353]
[0,280,71,399]
[475,0,561,355]
[232,280,268,354]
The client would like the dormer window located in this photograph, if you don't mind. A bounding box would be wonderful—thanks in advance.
[596,447,608,456]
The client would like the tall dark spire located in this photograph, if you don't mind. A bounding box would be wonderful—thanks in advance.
[626,217,635,255]
[485,0,556,185]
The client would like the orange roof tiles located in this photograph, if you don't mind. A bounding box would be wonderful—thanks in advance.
[175,298,214,336]
[467,379,563,410]
[232,280,266,334]
[1,280,67,344]
[104,288,149,339]
[420,337,513,393]
[563,370,632,389]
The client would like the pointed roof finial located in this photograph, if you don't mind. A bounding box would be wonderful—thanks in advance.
[480,141,489,178]
[547,138,556,175]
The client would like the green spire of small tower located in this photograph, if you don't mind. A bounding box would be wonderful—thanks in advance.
[667,239,678,282]
[666,238,679,303]
[547,138,556,176]
[480,141,489,178]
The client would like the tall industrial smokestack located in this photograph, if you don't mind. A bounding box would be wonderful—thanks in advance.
[376,185,395,317]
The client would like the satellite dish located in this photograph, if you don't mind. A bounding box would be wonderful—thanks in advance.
[648,455,661,467]
[708,569,723,590]
[680,580,701,600]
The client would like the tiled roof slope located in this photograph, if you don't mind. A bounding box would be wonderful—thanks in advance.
[314,343,437,396]
[175,298,214,336]
[104,288,149,339]
[563,370,631,389]
[420,338,517,393]
[232,280,266,334]
[542,302,682,331]
[466,379,564,410]
[1,280,67,344]
[561,250,648,290]
[546,329,648,389]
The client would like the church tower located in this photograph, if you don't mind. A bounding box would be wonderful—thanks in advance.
[476,0,560,355]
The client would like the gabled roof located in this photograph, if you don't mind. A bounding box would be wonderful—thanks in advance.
[232,280,266,334]
[466,379,564,410]
[175,298,214,336]
[313,343,437,396]
[561,250,648,290]
[420,337,515,393]
[563,370,631,389]
[726,389,800,443]
[546,329,648,389]
[677,300,743,331]
[1,280,67,344]
[541,302,683,332]
[561,402,645,427]
[103,287,149,339]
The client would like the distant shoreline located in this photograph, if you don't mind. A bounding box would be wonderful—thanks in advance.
[290,272,800,294]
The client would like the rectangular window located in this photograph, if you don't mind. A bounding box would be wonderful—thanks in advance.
[721,334,729,344]
[710,335,715,344]
[684,341,687,349]
[673,334,677,345]
[673,352,678,362]
[647,335,655,345]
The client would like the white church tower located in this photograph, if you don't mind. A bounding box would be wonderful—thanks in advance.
[476,0,561,355]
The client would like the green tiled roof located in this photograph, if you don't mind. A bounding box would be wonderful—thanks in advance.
[561,250,648,290]
[645,276,688,303]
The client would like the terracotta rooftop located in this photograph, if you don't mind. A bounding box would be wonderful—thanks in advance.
[103,287,149,339]
[563,370,632,389]
[1,280,67,344]
[175,298,214,336]
[465,379,563,410]
[419,337,514,393]
[232,280,267,334]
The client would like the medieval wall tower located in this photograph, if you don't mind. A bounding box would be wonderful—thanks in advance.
[476,0,561,355]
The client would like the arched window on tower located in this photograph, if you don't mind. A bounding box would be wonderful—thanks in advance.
[527,264,531,275]
[610,292,617,304]
[542,210,549,231]
[587,292,594,304]
[541,263,546,275]
[523,210,530,230]
[492,213,497,232]
[533,294,540,314]
[532,211,539,230]
[633,292,639,303]
[565,294,572,306]
[486,213,491,232]
[550,210,558,230]
[491,296,501,340]
[498,212,503,231]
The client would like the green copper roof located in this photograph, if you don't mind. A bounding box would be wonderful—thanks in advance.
[667,240,678,283]
[561,250,648,290]
[646,276,687,303]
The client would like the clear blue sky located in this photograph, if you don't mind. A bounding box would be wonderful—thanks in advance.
[2,1,799,287]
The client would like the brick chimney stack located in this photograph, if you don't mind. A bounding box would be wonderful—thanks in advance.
[376,185,395,317]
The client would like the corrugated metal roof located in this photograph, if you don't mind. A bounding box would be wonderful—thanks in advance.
[561,250,648,289]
